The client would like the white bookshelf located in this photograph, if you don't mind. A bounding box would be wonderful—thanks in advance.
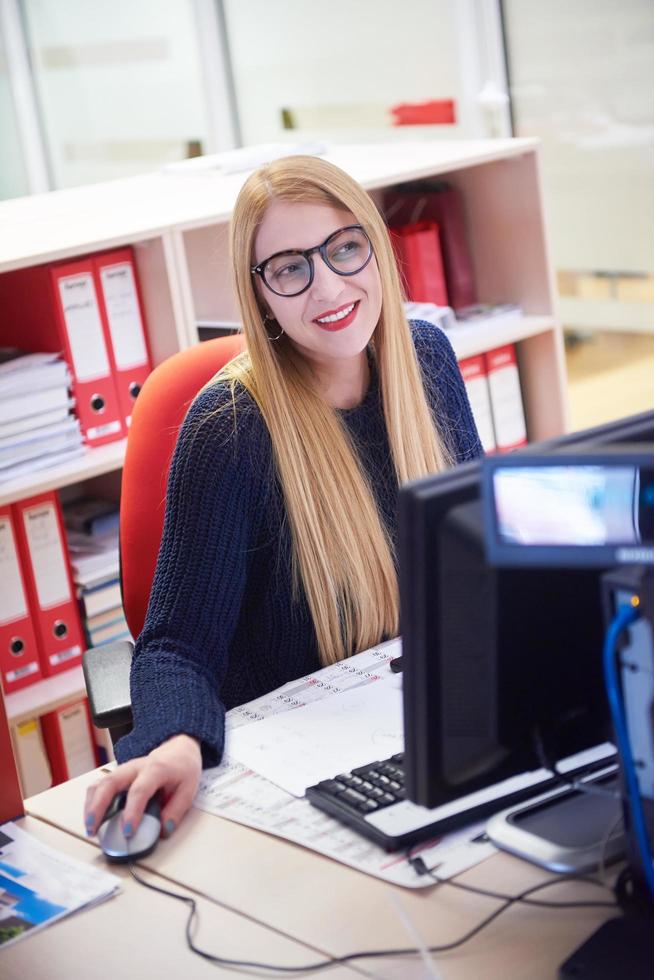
[0,440,127,509]
[0,137,569,727]
[6,666,85,727]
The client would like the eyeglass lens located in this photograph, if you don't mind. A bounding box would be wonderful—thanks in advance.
[263,227,371,296]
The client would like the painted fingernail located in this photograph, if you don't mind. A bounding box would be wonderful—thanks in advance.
[123,821,133,838]
[85,813,94,827]
[165,819,175,836]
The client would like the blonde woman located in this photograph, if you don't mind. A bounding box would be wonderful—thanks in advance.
[84,156,482,841]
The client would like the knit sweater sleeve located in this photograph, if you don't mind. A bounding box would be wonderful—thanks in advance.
[114,383,269,768]
[410,319,483,463]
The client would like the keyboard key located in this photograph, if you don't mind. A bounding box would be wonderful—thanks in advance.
[341,788,367,806]
[379,764,397,777]
[317,779,347,795]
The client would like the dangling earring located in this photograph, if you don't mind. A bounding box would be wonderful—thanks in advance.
[264,312,284,342]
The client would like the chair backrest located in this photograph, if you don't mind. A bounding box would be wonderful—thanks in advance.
[120,335,245,638]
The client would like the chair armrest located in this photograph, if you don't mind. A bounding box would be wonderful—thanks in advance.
[83,640,134,731]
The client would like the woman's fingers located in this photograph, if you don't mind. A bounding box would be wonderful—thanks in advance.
[83,760,141,835]
[159,780,198,838]
[119,763,170,837]
[82,735,202,839]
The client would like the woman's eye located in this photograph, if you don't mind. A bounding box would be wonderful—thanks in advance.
[274,262,301,280]
[332,240,360,259]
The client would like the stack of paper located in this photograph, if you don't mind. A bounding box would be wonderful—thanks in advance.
[0,821,121,949]
[161,140,329,176]
[454,303,522,327]
[404,301,456,332]
[0,351,83,483]
[63,498,131,648]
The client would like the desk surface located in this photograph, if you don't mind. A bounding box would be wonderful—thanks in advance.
[21,767,619,980]
[2,816,365,980]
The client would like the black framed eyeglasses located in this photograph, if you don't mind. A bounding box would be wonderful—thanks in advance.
[251,224,373,298]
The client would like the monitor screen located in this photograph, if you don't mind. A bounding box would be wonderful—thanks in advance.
[399,410,654,810]
[493,465,640,546]
[483,448,654,566]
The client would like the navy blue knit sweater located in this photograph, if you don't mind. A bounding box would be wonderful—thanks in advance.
[115,322,482,767]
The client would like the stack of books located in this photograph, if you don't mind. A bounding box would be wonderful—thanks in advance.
[63,498,131,649]
[0,351,83,483]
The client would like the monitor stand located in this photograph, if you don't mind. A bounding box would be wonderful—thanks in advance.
[486,767,624,874]
[559,914,654,979]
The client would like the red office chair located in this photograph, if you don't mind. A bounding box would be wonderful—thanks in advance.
[83,334,246,744]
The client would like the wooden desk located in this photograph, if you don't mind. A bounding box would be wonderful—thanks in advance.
[23,768,619,979]
[1,815,364,979]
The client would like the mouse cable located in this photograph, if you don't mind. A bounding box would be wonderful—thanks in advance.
[126,859,617,976]
[405,849,617,910]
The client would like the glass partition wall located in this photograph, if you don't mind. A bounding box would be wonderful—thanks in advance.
[503,0,654,335]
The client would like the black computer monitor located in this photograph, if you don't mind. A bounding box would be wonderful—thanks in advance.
[399,409,654,810]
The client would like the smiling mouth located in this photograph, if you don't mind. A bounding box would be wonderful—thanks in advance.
[313,301,359,331]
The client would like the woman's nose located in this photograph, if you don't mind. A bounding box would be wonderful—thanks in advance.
[309,257,345,303]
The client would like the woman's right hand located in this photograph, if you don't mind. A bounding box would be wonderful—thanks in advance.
[84,733,202,840]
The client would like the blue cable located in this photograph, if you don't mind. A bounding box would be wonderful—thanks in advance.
[603,601,654,898]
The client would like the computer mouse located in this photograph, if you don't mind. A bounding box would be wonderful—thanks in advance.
[97,790,162,863]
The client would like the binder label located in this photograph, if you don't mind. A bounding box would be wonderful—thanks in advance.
[465,376,495,453]
[488,364,527,448]
[86,419,123,439]
[58,274,111,382]
[0,517,28,624]
[59,702,96,778]
[7,662,39,683]
[22,503,71,609]
[100,262,148,370]
[49,644,82,667]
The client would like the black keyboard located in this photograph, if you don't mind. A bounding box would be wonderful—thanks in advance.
[307,751,622,853]
[306,753,464,852]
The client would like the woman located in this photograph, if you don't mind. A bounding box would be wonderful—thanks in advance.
[84,155,482,840]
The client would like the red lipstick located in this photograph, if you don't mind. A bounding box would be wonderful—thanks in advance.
[312,301,359,332]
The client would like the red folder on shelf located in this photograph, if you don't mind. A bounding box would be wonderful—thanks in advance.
[0,259,126,446]
[485,344,528,452]
[0,692,24,821]
[384,183,476,310]
[458,355,496,454]
[0,506,42,693]
[41,697,98,785]
[390,221,448,306]
[12,491,85,678]
[94,247,152,428]
[389,99,456,126]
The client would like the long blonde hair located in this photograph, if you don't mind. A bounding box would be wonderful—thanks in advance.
[220,155,451,665]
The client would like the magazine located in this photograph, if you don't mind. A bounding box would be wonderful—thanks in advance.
[0,821,121,949]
